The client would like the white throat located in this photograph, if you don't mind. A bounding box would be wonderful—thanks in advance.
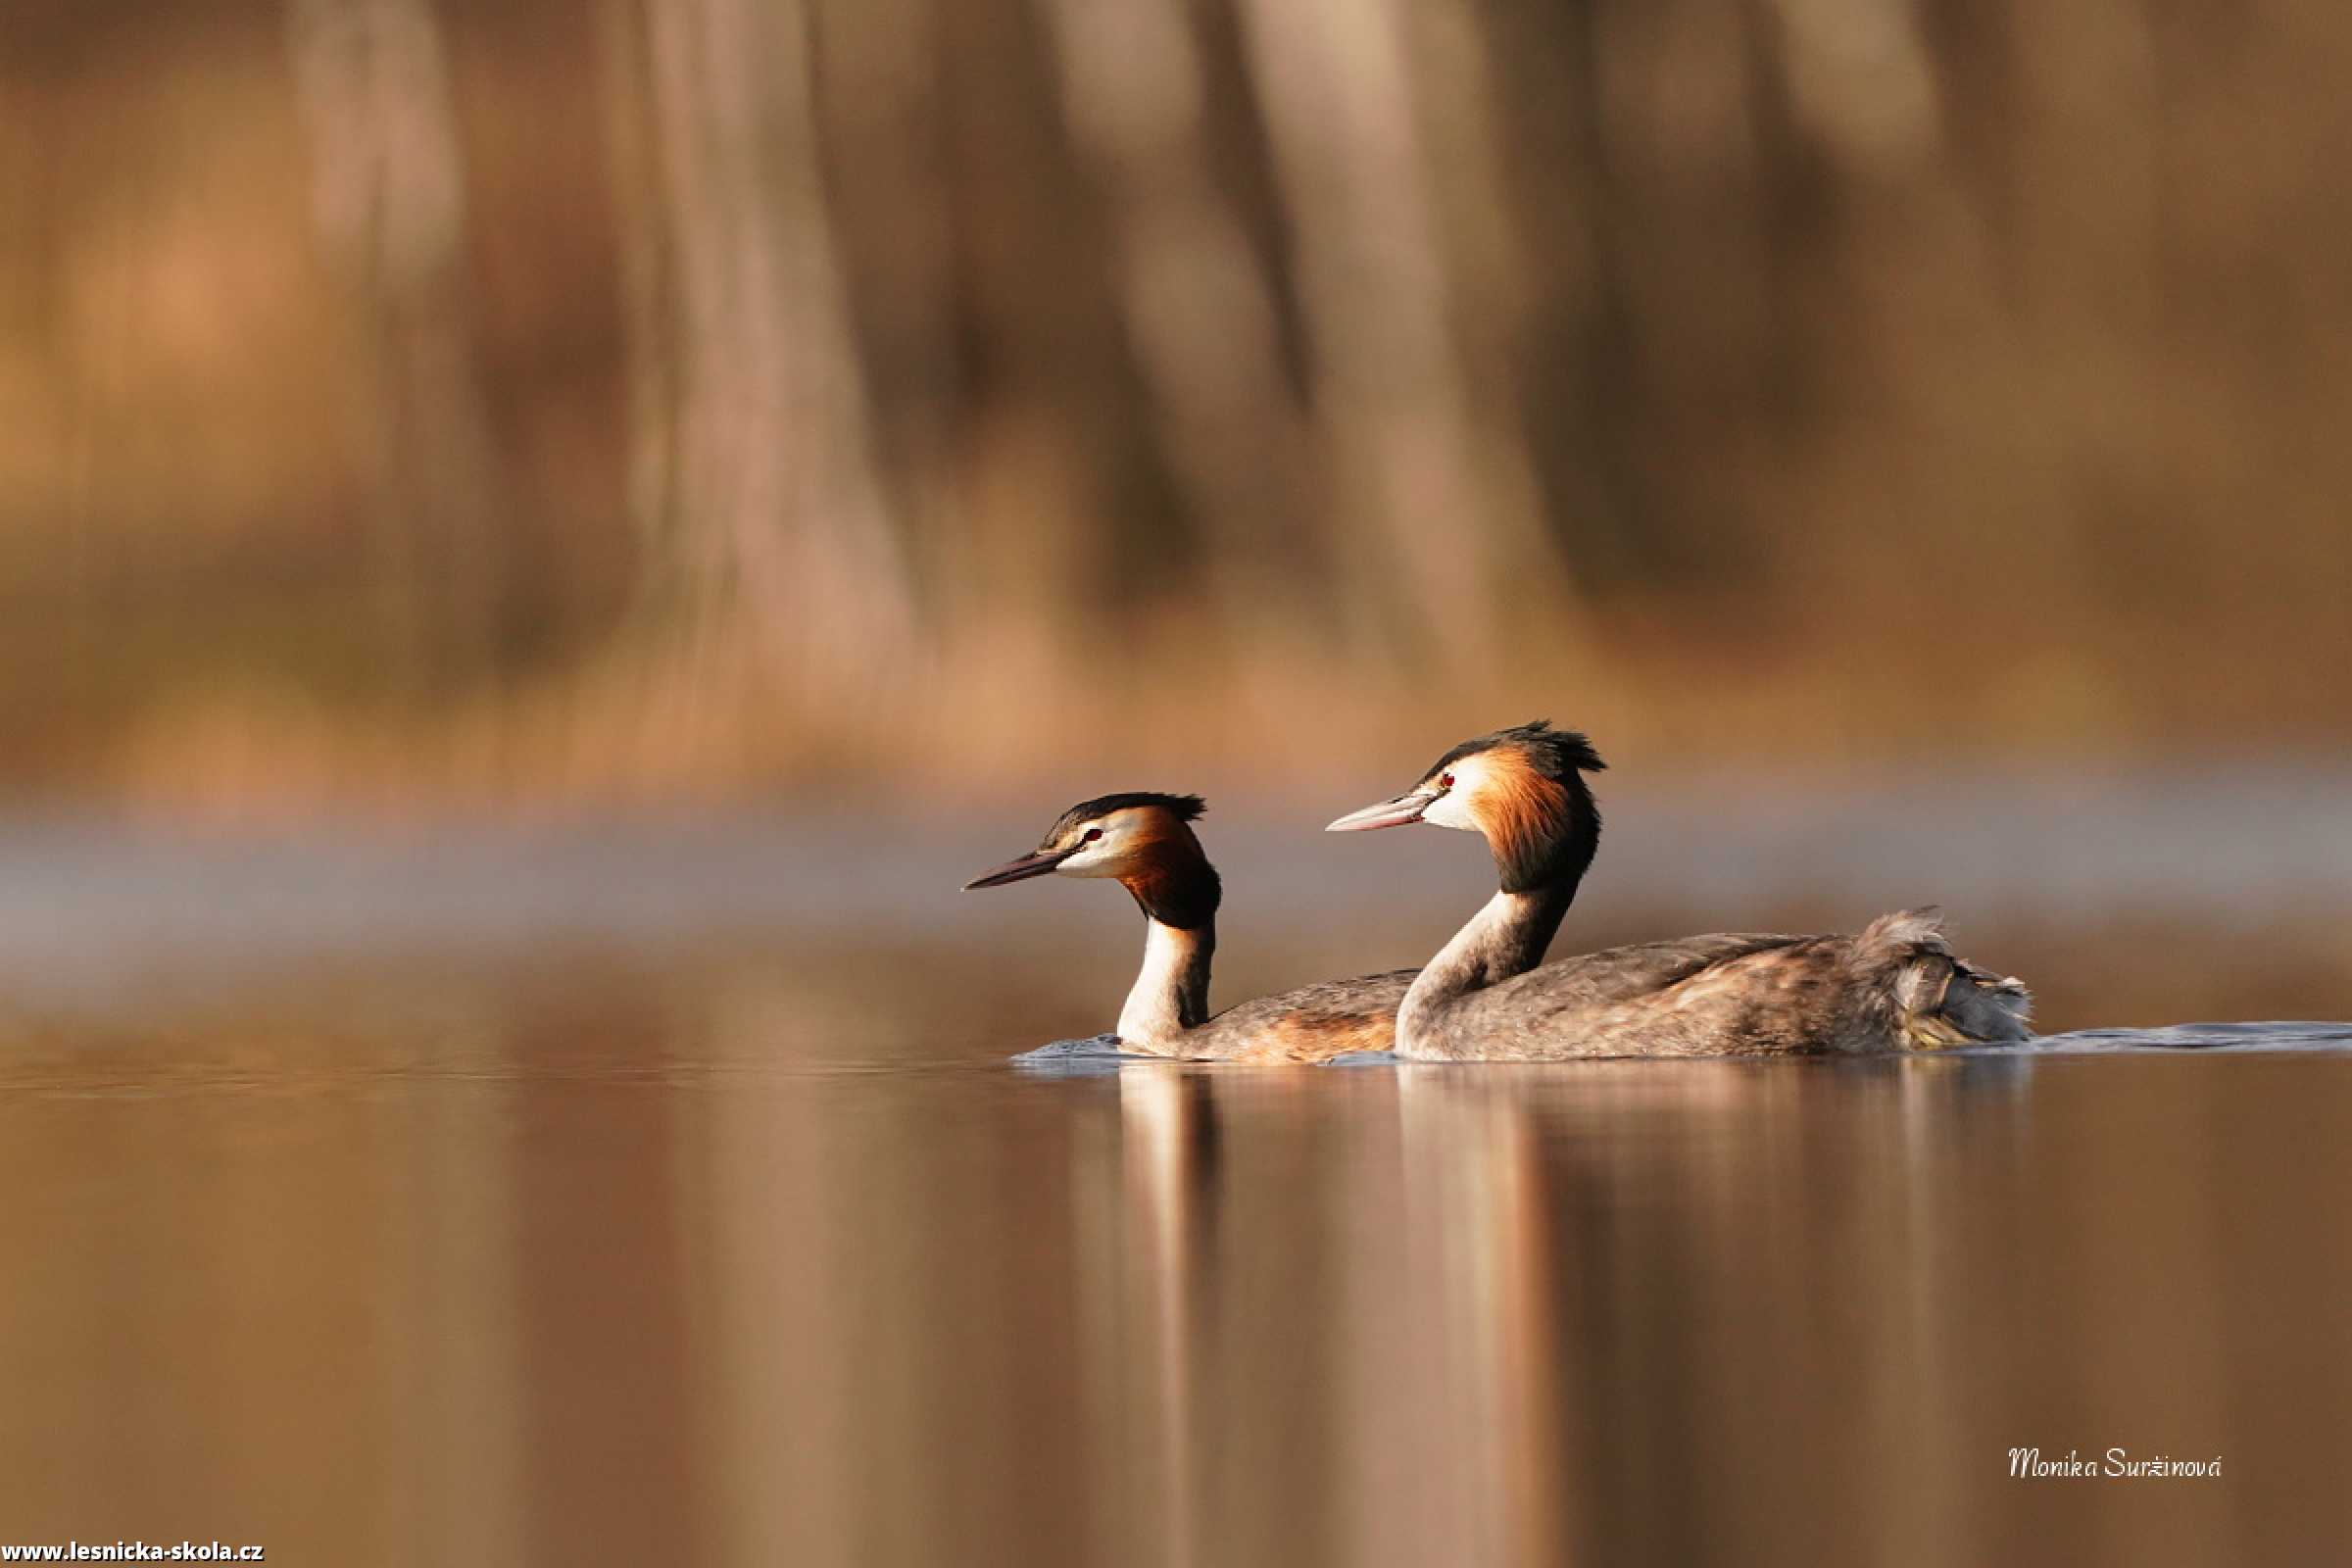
[1117,919,1210,1050]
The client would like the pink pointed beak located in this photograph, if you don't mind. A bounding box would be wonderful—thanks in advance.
[961,848,1073,890]
[1324,789,1439,833]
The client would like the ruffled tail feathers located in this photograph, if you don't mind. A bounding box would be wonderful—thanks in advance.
[1859,907,2034,1048]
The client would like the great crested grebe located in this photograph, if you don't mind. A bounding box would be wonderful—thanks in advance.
[1326,722,2034,1058]
[964,792,1433,1062]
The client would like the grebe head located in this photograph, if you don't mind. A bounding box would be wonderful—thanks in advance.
[963,792,1220,927]
[1326,720,1606,893]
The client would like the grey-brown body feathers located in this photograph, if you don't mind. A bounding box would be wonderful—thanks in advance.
[1105,916,1418,1061]
[1170,968,1420,1062]
[1348,723,2035,1060]
[1400,906,2032,1060]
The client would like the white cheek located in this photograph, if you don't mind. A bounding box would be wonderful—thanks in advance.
[1422,793,1478,831]
[1056,842,1118,877]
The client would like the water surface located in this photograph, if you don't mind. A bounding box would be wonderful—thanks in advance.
[1,805,2348,1564]
[1,943,2346,1566]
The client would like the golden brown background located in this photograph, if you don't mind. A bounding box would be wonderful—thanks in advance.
[3,14,2350,1564]
[8,0,2349,816]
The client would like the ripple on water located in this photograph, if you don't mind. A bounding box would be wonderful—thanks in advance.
[2027,1020,2352,1053]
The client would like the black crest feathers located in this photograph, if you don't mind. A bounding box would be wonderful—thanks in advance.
[1424,719,1606,784]
[1046,792,1207,846]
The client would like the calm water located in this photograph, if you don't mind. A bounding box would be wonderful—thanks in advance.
[1,805,2348,1565]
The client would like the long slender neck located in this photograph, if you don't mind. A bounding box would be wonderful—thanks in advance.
[1396,769,1600,1056]
[1397,883,1575,1052]
[1116,917,1216,1051]
[1112,837,1220,1052]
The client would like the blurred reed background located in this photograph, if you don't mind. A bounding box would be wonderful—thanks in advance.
[5,19,2352,1561]
[7,0,2350,817]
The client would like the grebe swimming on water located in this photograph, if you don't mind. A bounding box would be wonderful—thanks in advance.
[1327,722,2034,1058]
[967,792,1471,1062]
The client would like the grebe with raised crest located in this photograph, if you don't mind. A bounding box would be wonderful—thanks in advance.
[1326,722,2034,1058]
[964,792,1446,1062]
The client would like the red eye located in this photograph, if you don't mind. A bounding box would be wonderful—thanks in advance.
[1439,772,1454,790]
[1083,827,1102,843]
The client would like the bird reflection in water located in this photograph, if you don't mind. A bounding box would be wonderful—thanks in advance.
[1075,1054,2043,1567]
